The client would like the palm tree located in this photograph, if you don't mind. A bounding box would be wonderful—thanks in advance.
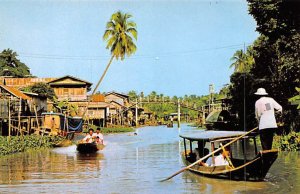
[230,49,247,73]
[96,11,137,92]
[230,47,255,73]
[82,11,137,116]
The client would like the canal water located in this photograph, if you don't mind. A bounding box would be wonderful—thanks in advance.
[0,125,299,194]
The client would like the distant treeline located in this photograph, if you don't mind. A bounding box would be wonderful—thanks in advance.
[125,90,228,119]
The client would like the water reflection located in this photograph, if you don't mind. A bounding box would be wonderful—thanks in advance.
[0,125,299,194]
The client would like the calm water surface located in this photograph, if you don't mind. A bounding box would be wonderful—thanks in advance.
[0,125,299,194]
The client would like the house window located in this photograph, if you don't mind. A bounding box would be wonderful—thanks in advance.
[63,88,68,95]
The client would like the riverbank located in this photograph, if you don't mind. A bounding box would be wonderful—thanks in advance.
[86,124,135,134]
[0,135,63,156]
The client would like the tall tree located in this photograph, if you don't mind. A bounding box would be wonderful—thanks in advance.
[82,11,137,116]
[230,47,254,73]
[229,0,300,131]
[0,49,31,77]
[96,11,137,91]
[230,50,246,73]
[248,0,300,131]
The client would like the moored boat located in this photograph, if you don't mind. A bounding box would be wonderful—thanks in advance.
[76,142,105,154]
[180,130,278,181]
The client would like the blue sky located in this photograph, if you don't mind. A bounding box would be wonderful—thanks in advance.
[0,0,258,97]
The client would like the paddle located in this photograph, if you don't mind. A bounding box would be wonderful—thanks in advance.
[220,143,234,168]
[160,126,258,182]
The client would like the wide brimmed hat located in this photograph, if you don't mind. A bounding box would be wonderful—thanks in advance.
[254,88,268,95]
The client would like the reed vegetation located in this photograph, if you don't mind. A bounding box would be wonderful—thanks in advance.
[0,135,63,156]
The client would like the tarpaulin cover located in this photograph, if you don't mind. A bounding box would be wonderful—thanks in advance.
[67,117,83,132]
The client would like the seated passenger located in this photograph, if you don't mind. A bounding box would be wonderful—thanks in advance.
[194,148,209,161]
[83,128,95,143]
[93,127,104,144]
[200,146,230,167]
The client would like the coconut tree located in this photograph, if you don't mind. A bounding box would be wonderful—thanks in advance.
[230,47,255,73]
[96,11,137,92]
[230,49,247,73]
[82,11,137,116]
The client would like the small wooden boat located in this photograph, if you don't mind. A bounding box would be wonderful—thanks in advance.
[167,123,173,128]
[76,142,105,154]
[180,130,278,181]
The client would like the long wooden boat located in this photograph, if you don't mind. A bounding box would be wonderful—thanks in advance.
[76,142,105,154]
[180,130,278,181]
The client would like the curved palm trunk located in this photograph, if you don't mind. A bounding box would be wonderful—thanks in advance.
[82,55,115,117]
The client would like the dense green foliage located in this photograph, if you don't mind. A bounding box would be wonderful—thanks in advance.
[53,98,78,116]
[0,135,64,156]
[22,82,56,100]
[85,124,134,134]
[127,90,227,119]
[289,87,300,109]
[0,49,31,77]
[229,0,300,131]
[274,131,300,151]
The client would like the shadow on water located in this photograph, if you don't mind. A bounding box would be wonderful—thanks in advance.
[0,125,299,193]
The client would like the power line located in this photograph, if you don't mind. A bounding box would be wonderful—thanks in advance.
[18,42,252,61]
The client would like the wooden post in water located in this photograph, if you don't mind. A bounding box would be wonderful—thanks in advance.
[18,98,21,135]
[8,98,11,139]
[177,99,181,129]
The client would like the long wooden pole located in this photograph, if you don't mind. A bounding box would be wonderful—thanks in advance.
[177,99,180,129]
[8,98,11,139]
[160,126,258,182]
[18,98,21,135]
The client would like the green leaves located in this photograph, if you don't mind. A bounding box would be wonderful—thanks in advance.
[21,82,56,101]
[0,49,31,77]
[273,131,300,151]
[103,11,137,60]
[0,135,64,156]
[289,87,300,109]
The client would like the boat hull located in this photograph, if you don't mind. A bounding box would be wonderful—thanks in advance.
[76,143,105,153]
[182,149,278,181]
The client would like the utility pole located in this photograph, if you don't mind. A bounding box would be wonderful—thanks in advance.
[135,98,138,127]
[177,99,181,129]
[209,84,214,113]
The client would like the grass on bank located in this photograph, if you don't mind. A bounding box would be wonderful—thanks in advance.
[84,124,135,134]
[0,135,64,156]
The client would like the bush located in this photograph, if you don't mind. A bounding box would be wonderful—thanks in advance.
[84,124,134,134]
[273,131,300,151]
[0,135,64,156]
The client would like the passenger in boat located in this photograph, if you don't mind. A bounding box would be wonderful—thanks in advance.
[194,148,209,161]
[83,128,95,143]
[93,128,104,144]
[255,88,282,150]
[200,147,230,167]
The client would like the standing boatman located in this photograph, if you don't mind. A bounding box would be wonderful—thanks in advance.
[254,88,282,150]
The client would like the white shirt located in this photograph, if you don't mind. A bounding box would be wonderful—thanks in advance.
[83,134,94,143]
[255,97,282,130]
[205,154,229,166]
[93,132,104,140]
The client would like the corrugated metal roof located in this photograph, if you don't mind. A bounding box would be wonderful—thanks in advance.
[0,84,30,100]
